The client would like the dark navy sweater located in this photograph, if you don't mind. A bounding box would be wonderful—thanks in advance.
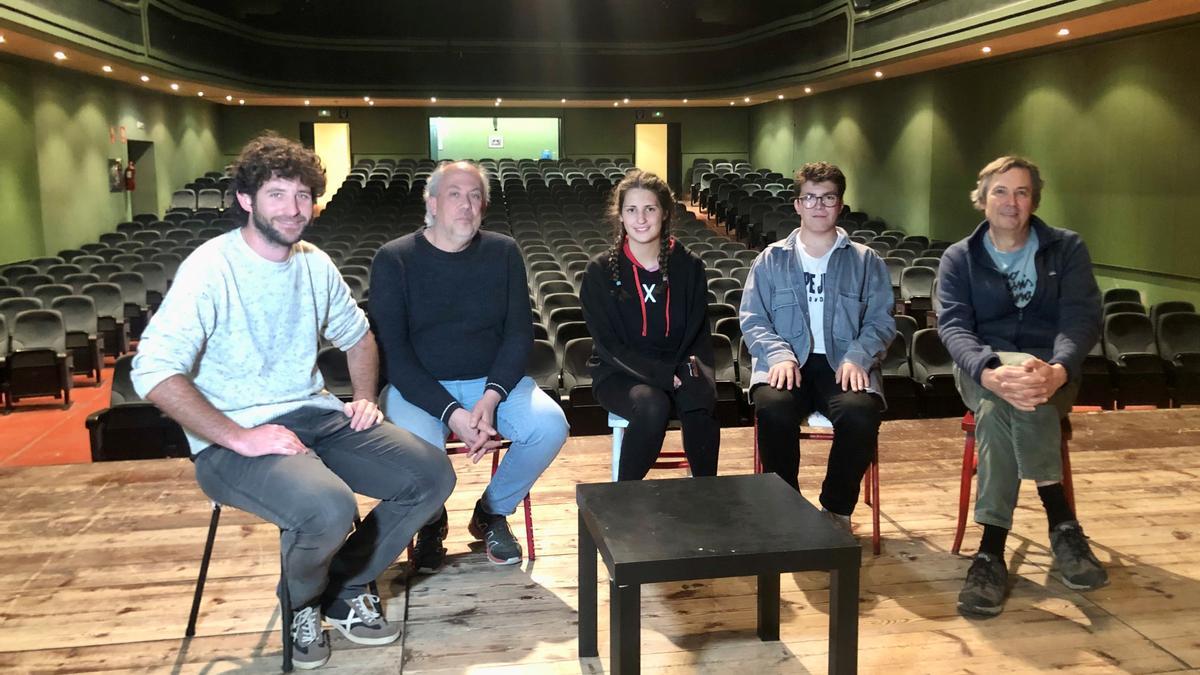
[369,229,532,423]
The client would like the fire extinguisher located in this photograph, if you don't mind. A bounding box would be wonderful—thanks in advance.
[124,160,137,191]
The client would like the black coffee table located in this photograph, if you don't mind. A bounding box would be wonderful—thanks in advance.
[577,474,861,674]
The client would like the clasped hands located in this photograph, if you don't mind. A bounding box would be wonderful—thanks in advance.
[980,356,1067,412]
[448,389,505,463]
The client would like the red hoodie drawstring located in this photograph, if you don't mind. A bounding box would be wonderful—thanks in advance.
[622,238,673,337]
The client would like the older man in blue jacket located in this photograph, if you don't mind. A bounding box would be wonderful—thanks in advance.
[740,162,895,530]
[938,156,1106,618]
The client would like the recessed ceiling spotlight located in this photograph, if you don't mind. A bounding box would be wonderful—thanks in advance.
[362,96,371,102]
[495,97,502,103]
[804,87,812,94]
[981,46,993,54]
[101,65,113,73]
[729,101,735,106]
[777,94,784,100]
[1057,27,1070,37]
[430,96,437,103]
[682,98,689,103]
[494,101,500,107]
[225,95,233,101]
[170,83,180,91]
[140,74,150,82]
[560,98,566,103]
[0,35,6,44]
[238,99,245,105]
[304,99,311,105]
[744,96,751,103]
[197,91,204,97]
[874,70,884,78]
[613,101,619,107]
[623,98,629,104]
[53,51,67,61]
[368,100,375,106]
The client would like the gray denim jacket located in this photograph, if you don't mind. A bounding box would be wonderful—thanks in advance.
[738,227,896,401]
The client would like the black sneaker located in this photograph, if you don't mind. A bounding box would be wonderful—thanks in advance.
[1049,520,1109,591]
[326,593,400,646]
[410,507,448,574]
[957,552,1008,617]
[289,605,330,670]
[467,499,522,565]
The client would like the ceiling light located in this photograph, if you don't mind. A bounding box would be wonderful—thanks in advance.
[430,96,437,103]
[225,95,233,101]
[804,87,812,94]
[653,111,662,117]
[362,96,371,102]
[623,98,629,104]
[777,94,784,100]
[0,35,6,44]
[197,91,204,97]
[495,97,502,103]
[139,74,150,82]
[874,71,884,78]
[560,98,566,103]
[981,46,992,54]
[494,101,500,107]
[170,83,180,91]
[53,51,67,61]
[682,98,688,103]
[101,65,113,73]
[304,99,311,105]
[368,100,375,106]
[744,97,751,103]
[613,101,619,107]
[238,99,245,105]
[729,101,735,106]
[1057,27,1070,37]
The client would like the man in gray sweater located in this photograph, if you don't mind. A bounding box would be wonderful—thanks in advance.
[132,133,454,669]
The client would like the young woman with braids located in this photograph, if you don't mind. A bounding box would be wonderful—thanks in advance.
[579,170,720,480]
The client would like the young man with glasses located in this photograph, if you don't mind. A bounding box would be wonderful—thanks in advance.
[739,162,895,530]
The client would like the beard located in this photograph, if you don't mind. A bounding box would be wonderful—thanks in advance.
[251,208,307,248]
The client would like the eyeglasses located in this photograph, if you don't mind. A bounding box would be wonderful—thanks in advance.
[798,193,840,208]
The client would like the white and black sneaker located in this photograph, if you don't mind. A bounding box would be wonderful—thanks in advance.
[326,593,400,646]
[289,605,330,669]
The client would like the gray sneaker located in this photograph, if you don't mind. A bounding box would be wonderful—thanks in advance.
[1049,520,1109,591]
[468,499,522,565]
[289,605,330,669]
[327,593,400,646]
[957,552,1008,617]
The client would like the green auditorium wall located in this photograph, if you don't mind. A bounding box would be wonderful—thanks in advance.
[750,21,1200,306]
[0,57,221,263]
[0,56,43,262]
[218,106,749,174]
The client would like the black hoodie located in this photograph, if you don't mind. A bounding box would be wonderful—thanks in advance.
[580,240,716,412]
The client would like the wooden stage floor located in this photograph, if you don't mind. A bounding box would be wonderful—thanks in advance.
[1,408,1198,674]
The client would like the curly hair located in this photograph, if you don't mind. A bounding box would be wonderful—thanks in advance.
[606,170,675,298]
[970,155,1044,210]
[793,161,846,197]
[231,131,327,207]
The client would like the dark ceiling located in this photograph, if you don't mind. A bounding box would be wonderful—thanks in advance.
[172,0,821,43]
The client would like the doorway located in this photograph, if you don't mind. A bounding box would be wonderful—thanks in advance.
[311,123,351,209]
[126,140,157,218]
[635,123,682,194]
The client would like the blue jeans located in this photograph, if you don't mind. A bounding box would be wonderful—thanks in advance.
[382,376,568,515]
[193,407,455,610]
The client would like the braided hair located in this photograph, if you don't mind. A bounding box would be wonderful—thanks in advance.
[605,169,676,299]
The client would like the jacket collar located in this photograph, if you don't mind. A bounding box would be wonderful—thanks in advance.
[772,225,851,252]
[967,214,1059,256]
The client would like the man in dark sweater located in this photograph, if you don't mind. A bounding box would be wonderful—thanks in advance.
[369,161,568,570]
[938,156,1107,618]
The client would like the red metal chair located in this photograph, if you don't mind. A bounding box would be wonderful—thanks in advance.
[752,414,882,555]
[951,411,1074,555]
[442,435,537,561]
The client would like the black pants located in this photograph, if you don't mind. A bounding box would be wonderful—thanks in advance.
[752,356,880,515]
[594,372,721,481]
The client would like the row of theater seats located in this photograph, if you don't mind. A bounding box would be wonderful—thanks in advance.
[170,170,234,212]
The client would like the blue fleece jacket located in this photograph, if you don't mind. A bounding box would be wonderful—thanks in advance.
[936,215,1101,384]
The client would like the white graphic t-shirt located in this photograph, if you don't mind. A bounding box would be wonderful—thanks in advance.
[798,242,836,355]
[983,227,1039,309]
